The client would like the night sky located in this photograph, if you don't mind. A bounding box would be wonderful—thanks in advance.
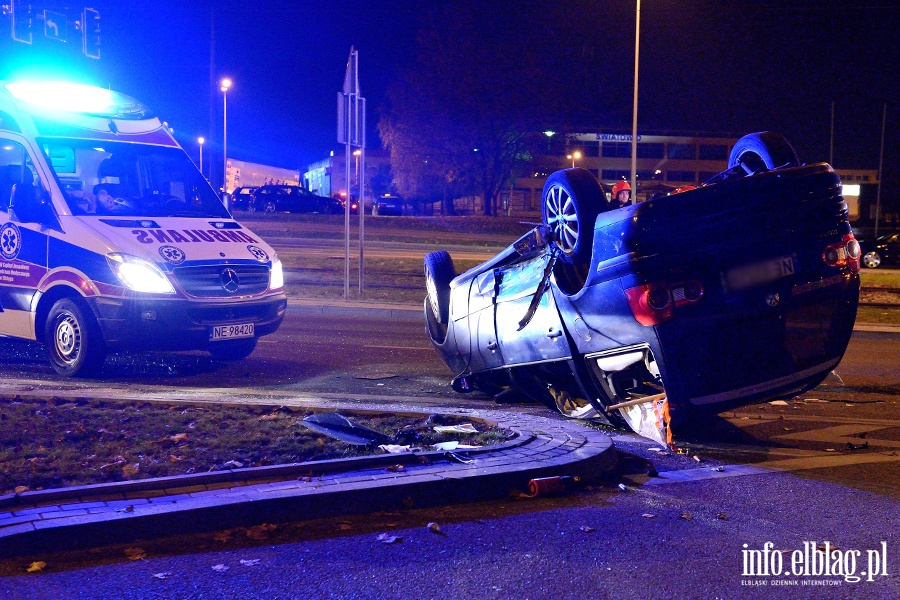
[1,0,897,175]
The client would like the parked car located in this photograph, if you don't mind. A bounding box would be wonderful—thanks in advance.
[228,186,256,211]
[423,132,860,446]
[333,191,359,214]
[860,232,900,268]
[372,194,404,216]
[248,185,343,214]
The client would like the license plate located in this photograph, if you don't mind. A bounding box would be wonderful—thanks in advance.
[210,323,255,341]
[726,256,796,291]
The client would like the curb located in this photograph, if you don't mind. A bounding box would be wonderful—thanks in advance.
[0,405,616,558]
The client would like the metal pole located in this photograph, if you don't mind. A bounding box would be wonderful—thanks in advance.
[874,102,886,238]
[344,103,351,300]
[222,90,227,194]
[358,146,364,294]
[630,0,641,200]
[829,101,835,165]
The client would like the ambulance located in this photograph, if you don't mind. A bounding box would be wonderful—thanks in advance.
[0,81,287,376]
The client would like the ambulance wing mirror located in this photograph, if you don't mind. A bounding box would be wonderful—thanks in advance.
[10,182,54,224]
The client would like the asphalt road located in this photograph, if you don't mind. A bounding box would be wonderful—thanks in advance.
[0,311,897,597]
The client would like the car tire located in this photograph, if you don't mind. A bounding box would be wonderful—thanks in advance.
[264,201,277,213]
[424,250,455,325]
[247,201,258,213]
[45,298,106,377]
[728,132,799,175]
[209,337,258,361]
[541,168,607,264]
[862,251,882,268]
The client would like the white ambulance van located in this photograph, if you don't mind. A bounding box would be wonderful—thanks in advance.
[0,81,286,376]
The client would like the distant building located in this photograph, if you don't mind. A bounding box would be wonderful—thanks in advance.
[833,168,879,222]
[225,159,299,193]
[305,149,393,207]
[494,131,738,218]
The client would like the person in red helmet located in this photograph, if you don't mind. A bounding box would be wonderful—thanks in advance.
[611,180,631,209]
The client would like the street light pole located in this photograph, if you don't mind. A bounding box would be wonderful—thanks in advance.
[630,0,641,200]
[198,137,205,178]
[569,150,582,168]
[220,78,232,195]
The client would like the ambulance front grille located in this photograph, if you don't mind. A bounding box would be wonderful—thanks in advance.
[173,264,270,297]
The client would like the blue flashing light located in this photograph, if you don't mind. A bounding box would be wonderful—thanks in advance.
[4,81,153,120]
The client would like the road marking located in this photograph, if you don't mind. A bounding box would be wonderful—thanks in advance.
[774,423,900,448]
[645,452,900,486]
[363,344,430,351]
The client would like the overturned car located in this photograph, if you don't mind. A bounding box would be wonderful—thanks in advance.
[424,133,860,445]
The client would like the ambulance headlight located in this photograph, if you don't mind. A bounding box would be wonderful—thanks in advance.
[107,254,175,294]
[270,255,284,290]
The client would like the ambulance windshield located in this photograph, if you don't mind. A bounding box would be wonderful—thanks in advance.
[39,139,230,218]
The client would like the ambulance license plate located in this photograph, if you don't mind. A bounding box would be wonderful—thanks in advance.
[210,323,255,341]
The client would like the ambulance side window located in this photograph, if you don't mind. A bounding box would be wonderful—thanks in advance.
[0,139,29,213]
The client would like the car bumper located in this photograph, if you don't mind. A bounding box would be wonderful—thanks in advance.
[88,293,288,351]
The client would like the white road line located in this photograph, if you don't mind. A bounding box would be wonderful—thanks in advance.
[362,345,430,350]
[645,452,900,485]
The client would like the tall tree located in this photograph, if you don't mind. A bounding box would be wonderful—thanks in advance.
[379,1,602,215]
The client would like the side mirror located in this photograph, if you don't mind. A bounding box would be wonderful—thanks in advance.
[10,182,53,224]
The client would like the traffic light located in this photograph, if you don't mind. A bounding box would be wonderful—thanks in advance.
[10,0,34,44]
[81,8,100,59]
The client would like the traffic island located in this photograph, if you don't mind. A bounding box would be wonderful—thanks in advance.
[0,405,616,558]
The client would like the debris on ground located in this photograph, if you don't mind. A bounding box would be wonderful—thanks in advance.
[378,444,411,454]
[376,533,401,544]
[427,522,445,535]
[433,423,479,434]
[301,413,392,446]
[525,476,580,497]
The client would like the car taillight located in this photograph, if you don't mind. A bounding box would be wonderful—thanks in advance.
[823,234,860,273]
[625,280,705,326]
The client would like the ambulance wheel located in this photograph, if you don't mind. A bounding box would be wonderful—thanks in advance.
[209,337,258,361]
[45,298,106,377]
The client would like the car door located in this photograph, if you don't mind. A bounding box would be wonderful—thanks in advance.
[886,234,900,264]
[0,136,50,340]
[494,253,571,365]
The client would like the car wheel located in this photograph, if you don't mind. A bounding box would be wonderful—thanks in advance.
[541,168,606,264]
[424,250,455,326]
[247,201,258,213]
[728,132,799,175]
[209,337,258,361]
[264,201,277,213]
[862,251,882,268]
[45,298,106,377]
